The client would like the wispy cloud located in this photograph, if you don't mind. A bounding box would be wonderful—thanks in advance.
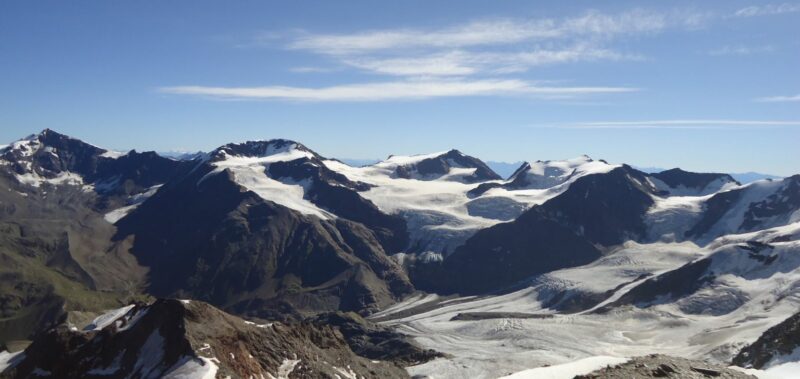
[288,66,339,73]
[534,119,800,129]
[165,8,724,103]
[158,80,637,102]
[341,45,642,77]
[734,3,800,17]
[755,94,800,102]
[286,10,678,55]
[708,45,775,56]
[271,10,686,80]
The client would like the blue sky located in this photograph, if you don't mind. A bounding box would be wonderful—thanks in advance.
[1,1,798,175]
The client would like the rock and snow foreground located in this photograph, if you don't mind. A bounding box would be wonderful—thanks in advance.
[0,299,411,379]
[1,129,799,378]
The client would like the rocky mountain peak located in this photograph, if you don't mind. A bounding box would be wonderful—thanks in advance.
[385,148,501,183]
[210,139,319,162]
[649,167,740,196]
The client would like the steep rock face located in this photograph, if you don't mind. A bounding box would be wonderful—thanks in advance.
[115,151,414,318]
[0,299,409,379]
[733,311,800,369]
[390,149,501,183]
[414,166,656,294]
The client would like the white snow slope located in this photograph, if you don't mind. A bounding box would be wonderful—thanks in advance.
[201,142,335,219]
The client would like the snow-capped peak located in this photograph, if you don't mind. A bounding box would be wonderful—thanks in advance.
[211,139,317,162]
[507,155,617,190]
[647,168,739,196]
[379,150,451,167]
[1,129,126,163]
[202,139,332,219]
[373,149,501,183]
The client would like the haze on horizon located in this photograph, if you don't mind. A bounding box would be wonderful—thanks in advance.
[1,0,798,175]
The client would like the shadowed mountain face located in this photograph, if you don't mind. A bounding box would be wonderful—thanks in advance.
[414,166,658,294]
[0,130,186,343]
[114,140,414,319]
[649,168,739,196]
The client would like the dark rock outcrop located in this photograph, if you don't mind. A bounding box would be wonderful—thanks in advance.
[733,310,800,369]
[576,354,755,378]
[650,168,739,196]
[310,312,444,366]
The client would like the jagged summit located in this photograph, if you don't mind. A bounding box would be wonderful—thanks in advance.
[0,129,184,201]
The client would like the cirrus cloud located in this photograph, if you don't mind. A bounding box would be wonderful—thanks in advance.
[755,94,800,102]
[159,79,638,102]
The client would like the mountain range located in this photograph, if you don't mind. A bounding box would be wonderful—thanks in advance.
[0,129,798,378]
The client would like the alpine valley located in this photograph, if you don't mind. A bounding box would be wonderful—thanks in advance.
[1,129,799,379]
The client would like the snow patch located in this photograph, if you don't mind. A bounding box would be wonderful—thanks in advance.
[498,356,629,379]
[103,184,163,224]
[84,304,136,331]
[15,171,84,188]
[164,356,219,379]
[207,146,333,219]
[271,358,300,379]
[132,330,165,377]
[0,351,25,372]
[333,365,360,379]
[100,149,128,159]
[87,352,124,375]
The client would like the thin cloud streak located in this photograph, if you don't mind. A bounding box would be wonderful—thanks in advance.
[531,119,800,129]
[342,46,642,77]
[734,3,800,17]
[286,10,675,54]
[755,94,800,102]
[708,45,775,56]
[158,80,638,102]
